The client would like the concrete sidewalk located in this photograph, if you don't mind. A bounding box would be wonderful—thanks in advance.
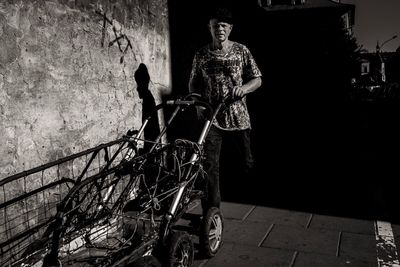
[183,201,400,267]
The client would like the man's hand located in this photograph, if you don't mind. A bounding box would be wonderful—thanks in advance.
[232,86,245,100]
[196,106,207,121]
[231,77,262,101]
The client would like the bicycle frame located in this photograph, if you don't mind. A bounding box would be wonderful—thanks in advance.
[1,93,226,267]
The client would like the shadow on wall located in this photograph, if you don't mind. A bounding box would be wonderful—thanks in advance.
[134,63,160,153]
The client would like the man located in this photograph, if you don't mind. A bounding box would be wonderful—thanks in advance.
[189,7,262,209]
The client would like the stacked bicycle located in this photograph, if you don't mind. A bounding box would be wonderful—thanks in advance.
[1,93,224,267]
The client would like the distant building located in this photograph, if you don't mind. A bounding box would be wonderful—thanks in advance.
[352,51,400,101]
[358,52,398,84]
[257,0,355,34]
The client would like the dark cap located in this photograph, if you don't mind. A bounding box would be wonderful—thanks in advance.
[208,7,234,24]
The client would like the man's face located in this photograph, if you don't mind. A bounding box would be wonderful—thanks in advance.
[209,19,232,42]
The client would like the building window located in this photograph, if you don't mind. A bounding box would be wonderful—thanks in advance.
[341,14,352,35]
[361,62,370,75]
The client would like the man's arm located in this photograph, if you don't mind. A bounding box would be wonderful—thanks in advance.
[189,53,201,95]
[188,78,197,94]
[232,77,262,98]
[188,64,206,120]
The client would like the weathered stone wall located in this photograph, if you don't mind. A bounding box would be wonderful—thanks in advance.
[0,0,171,178]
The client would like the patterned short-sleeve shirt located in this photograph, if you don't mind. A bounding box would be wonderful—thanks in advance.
[190,42,262,130]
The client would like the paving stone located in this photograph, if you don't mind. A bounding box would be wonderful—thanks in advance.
[192,259,208,267]
[205,243,294,267]
[294,251,377,267]
[309,214,374,235]
[391,224,400,243]
[339,232,376,263]
[185,201,254,220]
[396,237,400,264]
[188,202,383,266]
[223,219,272,246]
[393,224,400,260]
[262,224,339,256]
[221,202,255,220]
[392,224,400,236]
[396,235,400,247]
[246,206,310,228]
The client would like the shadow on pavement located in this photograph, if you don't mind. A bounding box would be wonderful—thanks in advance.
[220,157,400,224]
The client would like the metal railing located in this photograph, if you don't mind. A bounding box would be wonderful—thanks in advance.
[0,137,134,266]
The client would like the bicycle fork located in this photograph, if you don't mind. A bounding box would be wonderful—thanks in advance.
[159,102,223,243]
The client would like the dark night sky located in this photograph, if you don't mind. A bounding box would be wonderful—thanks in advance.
[342,0,400,52]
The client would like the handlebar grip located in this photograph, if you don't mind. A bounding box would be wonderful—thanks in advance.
[166,100,196,105]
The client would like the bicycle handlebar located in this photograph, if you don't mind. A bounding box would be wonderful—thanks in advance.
[165,100,195,105]
[126,93,242,141]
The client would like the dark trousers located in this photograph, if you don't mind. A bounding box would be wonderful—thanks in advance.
[202,126,254,209]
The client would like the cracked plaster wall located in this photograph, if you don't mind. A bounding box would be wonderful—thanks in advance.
[0,0,171,178]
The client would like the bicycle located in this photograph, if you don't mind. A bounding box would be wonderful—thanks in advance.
[18,93,225,267]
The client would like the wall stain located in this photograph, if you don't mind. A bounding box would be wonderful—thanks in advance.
[96,9,134,64]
